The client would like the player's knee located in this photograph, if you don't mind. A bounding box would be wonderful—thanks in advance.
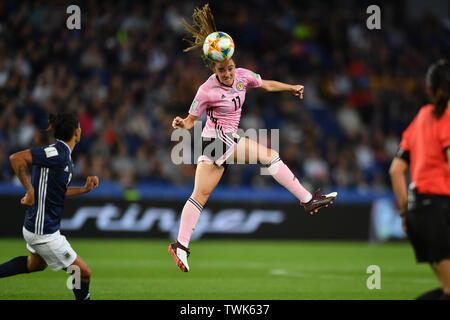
[34,264,47,272]
[27,261,47,272]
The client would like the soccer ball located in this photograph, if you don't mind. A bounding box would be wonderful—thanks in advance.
[203,32,235,62]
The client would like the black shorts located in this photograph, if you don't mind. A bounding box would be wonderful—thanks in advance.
[405,194,450,263]
[198,132,241,170]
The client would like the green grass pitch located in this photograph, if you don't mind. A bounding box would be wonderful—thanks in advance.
[0,239,438,300]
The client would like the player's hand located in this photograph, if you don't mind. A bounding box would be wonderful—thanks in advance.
[401,215,407,233]
[291,85,304,99]
[84,176,99,193]
[172,116,185,129]
[21,188,35,206]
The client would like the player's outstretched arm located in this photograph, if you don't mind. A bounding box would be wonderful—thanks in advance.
[66,176,99,197]
[260,80,304,99]
[172,114,199,130]
[9,150,34,206]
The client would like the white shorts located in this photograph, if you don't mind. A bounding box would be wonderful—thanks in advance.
[23,227,77,272]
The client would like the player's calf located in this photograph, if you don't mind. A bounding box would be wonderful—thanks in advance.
[27,252,47,272]
[70,256,92,300]
[0,256,31,278]
[0,252,49,278]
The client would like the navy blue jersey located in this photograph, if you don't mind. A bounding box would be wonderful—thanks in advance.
[24,140,74,235]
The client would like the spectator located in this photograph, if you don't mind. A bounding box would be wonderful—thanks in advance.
[0,0,448,192]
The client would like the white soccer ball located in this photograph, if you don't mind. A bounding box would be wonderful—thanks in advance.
[202,32,235,62]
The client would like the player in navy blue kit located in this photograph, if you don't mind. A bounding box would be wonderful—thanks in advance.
[0,112,99,300]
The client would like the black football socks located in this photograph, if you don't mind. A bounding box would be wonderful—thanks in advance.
[0,256,29,278]
[73,280,90,300]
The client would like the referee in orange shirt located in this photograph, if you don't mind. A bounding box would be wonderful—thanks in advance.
[390,59,450,300]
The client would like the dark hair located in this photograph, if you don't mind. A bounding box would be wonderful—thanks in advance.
[425,59,450,119]
[182,4,237,71]
[182,3,218,70]
[47,112,79,141]
[182,4,217,52]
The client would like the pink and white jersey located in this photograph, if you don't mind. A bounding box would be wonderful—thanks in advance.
[189,68,263,138]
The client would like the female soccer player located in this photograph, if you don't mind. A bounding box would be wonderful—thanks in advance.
[169,4,337,272]
[389,59,450,300]
[0,112,99,300]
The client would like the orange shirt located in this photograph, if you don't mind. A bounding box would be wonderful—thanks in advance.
[400,104,450,196]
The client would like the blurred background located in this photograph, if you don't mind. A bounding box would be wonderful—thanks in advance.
[0,0,449,241]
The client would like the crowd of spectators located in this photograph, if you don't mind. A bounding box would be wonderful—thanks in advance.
[0,0,449,192]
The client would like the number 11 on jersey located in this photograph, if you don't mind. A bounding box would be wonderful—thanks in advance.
[232,96,241,111]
